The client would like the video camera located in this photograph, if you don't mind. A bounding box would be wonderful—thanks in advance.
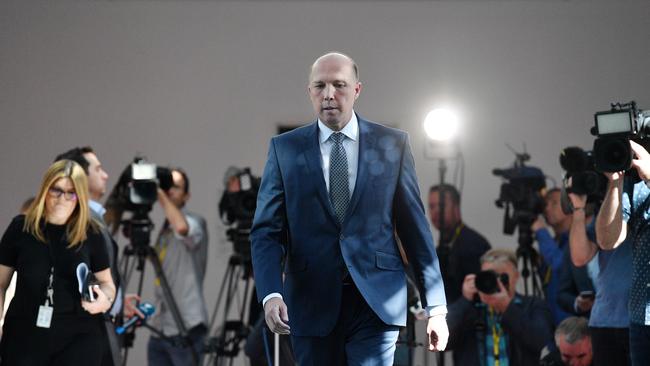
[218,167,261,259]
[106,157,173,212]
[493,152,546,235]
[591,101,650,172]
[104,157,173,246]
[558,147,607,213]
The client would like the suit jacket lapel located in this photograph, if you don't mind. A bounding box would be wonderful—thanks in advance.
[301,122,340,226]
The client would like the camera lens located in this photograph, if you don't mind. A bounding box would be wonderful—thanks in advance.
[475,270,509,294]
[593,137,632,172]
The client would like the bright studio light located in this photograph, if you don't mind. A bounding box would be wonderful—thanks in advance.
[423,108,459,142]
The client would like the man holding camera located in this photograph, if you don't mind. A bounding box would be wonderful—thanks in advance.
[447,248,554,366]
[566,192,631,366]
[532,188,575,324]
[148,168,209,366]
[596,140,650,365]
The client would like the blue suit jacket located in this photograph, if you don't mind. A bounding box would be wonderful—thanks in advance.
[251,116,446,337]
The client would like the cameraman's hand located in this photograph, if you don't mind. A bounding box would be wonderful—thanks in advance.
[568,193,587,211]
[531,215,546,232]
[462,274,478,301]
[123,294,144,319]
[478,280,513,314]
[576,295,594,313]
[631,140,650,181]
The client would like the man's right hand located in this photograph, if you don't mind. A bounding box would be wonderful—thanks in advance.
[123,294,144,319]
[462,274,478,302]
[264,297,291,335]
[531,215,546,232]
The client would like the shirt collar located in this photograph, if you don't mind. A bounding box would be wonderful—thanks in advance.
[89,200,106,217]
[318,111,359,144]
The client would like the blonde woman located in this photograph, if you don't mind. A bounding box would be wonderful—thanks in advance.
[0,160,115,365]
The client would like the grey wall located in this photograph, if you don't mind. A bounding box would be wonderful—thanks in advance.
[1,0,649,364]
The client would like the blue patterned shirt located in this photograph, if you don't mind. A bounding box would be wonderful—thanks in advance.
[622,180,650,325]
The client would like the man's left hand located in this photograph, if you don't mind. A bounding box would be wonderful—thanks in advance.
[426,314,449,352]
[478,280,513,314]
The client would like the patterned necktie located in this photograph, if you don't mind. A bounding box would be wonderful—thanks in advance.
[329,132,350,224]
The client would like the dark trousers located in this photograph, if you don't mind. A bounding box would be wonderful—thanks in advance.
[0,317,103,366]
[630,323,650,366]
[147,324,206,366]
[590,327,629,366]
[290,283,400,366]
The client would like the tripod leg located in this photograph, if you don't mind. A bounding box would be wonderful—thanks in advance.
[146,247,199,366]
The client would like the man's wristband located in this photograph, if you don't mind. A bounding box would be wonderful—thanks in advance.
[573,206,585,211]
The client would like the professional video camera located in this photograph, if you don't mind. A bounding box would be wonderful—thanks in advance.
[218,167,261,259]
[493,153,546,235]
[493,149,546,297]
[591,101,650,172]
[105,157,198,365]
[558,147,607,213]
[104,157,173,246]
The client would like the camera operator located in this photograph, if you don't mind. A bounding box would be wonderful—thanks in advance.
[145,168,209,366]
[555,194,598,319]
[595,140,650,365]
[564,192,631,365]
[428,184,491,303]
[447,248,554,366]
[55,146,127,366]
[532,188,574,324]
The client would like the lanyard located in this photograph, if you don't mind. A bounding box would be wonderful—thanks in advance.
[154,227,172,287]
[45,267,54,306]
[444,223,464,248]
[489,307,502,366]
[44,225,63,306]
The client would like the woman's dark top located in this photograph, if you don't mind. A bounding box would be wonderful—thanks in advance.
[0,214,110,358]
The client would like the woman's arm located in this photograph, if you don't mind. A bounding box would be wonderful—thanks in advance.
[0,264,15,337]
[81,268,115,314]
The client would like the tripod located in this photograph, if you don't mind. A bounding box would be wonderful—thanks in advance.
[203,248,253,366]
[513,215,544,298]
[119,213,200,366]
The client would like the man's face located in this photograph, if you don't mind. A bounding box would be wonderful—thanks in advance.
[83,152,109,201]
[308,56,361,130]
[166,170,189,208]
[480,260,518,298]
[557,335,593,366]
[428,191,460,231]
[544,191,567,226]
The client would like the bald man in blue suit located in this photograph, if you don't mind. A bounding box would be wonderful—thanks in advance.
[251,52,448,365]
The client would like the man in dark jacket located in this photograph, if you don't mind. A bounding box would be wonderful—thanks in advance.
[428,184,491,303]
[447,248,555,366]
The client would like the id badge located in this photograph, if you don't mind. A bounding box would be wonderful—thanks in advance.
[36,305,53,328]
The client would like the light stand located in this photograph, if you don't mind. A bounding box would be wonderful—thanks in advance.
[423,107,460,366]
